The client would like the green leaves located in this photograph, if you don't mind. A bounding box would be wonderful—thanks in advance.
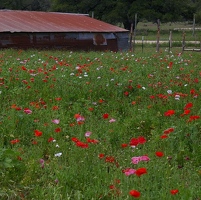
[0,148,19,169]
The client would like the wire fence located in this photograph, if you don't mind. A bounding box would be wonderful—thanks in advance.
[129,30,201,52]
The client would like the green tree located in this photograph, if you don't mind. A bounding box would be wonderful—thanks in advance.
[193,0,201,24]
[0,0,199,28]
[0,0,51,11]
[49,0,197,29]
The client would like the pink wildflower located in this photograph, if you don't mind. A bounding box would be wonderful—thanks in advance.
[109,118,116,123]
[140,155,150,162]
[52,119,60,124]
[131,157,141,164]
[76,116,85,122]
[124,168,136,176]
[85,131,92,137]
[131,155,150,164]
[24,108,32,114]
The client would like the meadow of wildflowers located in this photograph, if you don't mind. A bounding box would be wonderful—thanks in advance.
[0,49,200,199]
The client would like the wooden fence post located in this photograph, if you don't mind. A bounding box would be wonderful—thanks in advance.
[200,37,201,51]
[156,19,160,52]
[193,14,195,36]
[133,13,137,52]
[182,31,186,52]
[130,23,133,51]
[142,36,144,53]
[169,31,172,52]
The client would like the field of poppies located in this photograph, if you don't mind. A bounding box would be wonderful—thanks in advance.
[0,48,200,199]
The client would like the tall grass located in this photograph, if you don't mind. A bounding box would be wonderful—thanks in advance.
[0,49,200,199]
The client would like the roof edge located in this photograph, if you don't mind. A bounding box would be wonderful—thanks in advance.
[0,9,89,16]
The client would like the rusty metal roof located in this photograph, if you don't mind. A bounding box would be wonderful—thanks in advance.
[0,10,128,33]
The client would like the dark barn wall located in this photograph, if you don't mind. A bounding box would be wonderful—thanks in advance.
[115,32,129,51]
[0,32,128,51]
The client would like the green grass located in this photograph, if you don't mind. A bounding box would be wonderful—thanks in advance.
[134,22,201,42]
[0,48,201,199]
[137,21,201,31]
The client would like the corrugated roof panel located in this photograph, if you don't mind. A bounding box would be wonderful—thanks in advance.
[0,10,129,33]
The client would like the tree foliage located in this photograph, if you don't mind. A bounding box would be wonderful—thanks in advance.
[0,0,200,28]
[0,0,51,11]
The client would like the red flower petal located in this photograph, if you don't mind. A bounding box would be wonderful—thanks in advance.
[155,151,164,157]
[135,168,147,177]
[170,189,179,195]
[34,130,42,137]
[164,110,175,116]
[103,113,109,119]
[129,190,141,198]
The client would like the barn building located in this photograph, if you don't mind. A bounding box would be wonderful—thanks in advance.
[0,10,129,51]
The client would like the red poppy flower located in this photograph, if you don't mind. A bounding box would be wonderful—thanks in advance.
[15,107,22,111]
[163,128,174,134]
[22,80,28,84]
[88,107,94,111]
[55,97,62,101]
[52,106,59,110]
[130,136,146,147]
[48,137,54,142]
[76,141,88,148]
[105,156,115,163]
[17,156,22,161]
[170,189,179,195]
[184,109,191,115]
[180,109,191,116]
[184,102,193,110]
[164,110,175,116]
[130,138,139,146]
[109,185,115,190]
[10,139,20,144]
[103,113,109,119]
[135,168,147,177]
[69,123,75,127]
[86,138,99,144]
[74,113,81,119]
[137,136,146,144]
[190,89,196,95]
[115,179,121,184]
[131,101,136,105]
[77,121,84,125]
[11,104,17,109]
[128,85,133,89]
[55,128,61,133]
[71,137,80,143]
[155,151,164,157]
[99,99,104,103]
[34,130,42,137]
[150,95,155,99]
[129,190,141,198]
[169,61,173,68]
[98,153,105,159]
[188,115,200,122]
[160,135,168,139]
[30,78,34,82]
[21,66,27,71]
[124,91,129,96]
[32,140,38,145]
[121,143,128,148]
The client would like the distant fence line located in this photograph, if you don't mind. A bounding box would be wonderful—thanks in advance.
[173,28,201,30]
[130,31,201,52]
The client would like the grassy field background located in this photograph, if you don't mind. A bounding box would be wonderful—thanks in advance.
[133,21,201,44]
[0,48,201,199]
